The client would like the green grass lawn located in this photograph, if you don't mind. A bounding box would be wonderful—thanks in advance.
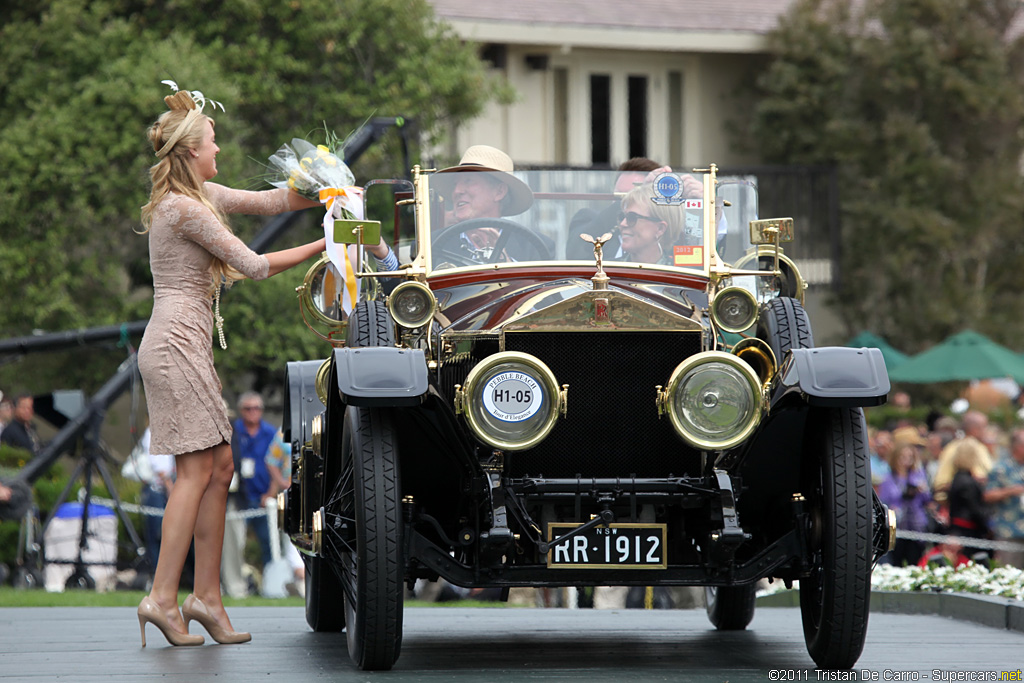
[0,588,510,608]
[0,588,305,608]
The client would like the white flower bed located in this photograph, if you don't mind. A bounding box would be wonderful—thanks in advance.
[758,564,1024,601]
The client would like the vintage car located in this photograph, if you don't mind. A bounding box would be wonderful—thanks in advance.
[280,164,895,671]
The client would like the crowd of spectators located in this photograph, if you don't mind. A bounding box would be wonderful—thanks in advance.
[0,386,306,598]
[871,395,1024,569]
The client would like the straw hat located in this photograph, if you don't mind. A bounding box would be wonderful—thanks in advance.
[892,426,927,448]
[433,145,534,216]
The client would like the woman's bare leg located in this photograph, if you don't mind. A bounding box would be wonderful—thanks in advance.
[191,442,237,628]
[148,447,214,632]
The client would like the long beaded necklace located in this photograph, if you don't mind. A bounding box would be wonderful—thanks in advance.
[213,284,227,349]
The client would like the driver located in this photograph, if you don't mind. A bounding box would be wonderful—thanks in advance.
[432,145,535,260]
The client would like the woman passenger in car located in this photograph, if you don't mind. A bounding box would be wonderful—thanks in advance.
[616,184,680,265]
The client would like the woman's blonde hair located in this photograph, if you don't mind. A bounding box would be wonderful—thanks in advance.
[139,92,242,291]
[622,184,678,250]
[952,439,986,474]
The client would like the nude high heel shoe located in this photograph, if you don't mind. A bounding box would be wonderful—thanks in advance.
[182,594,251,644]
[138,596,204,647]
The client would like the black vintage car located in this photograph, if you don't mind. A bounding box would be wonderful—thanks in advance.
[280,164,895,671]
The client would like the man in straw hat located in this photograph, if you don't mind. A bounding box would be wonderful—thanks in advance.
[432,145,548,262]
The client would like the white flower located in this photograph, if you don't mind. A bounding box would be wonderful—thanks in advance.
[773,562,1024,602]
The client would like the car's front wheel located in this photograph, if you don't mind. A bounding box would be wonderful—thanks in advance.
[704,585,757,630]
[759,296,813,362]
[338,404,404,670]
[799,406,872,669]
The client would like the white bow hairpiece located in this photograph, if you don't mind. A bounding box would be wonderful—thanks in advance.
[161,79,225,112]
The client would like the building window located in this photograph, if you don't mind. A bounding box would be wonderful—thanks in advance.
[554,68,569,164]
[668,71,683,167]
[590,74,611,165]
[628,75,648,159]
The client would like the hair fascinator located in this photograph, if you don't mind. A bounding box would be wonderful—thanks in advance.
[154,80,225,158]
[160,80,225,113]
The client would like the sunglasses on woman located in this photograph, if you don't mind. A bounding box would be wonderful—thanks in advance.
[618,210,660,228]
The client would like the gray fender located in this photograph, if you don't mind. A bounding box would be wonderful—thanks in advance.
[283,360,326,449]
[333,347,428,407]
[776,347,890,408]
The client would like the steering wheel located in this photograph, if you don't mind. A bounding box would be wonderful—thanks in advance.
[432,218,551,266]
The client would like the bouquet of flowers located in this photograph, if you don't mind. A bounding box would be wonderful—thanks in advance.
[266,134,358,217]
[266,129,367,318]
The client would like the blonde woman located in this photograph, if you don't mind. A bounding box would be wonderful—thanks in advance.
[135,85,325,647]
[617,184,679,265]
[947,439,993,562]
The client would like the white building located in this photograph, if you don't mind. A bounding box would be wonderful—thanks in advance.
[429,0,847,341]
[430,0,796,167]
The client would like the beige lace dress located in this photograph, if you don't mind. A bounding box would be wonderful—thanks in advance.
[138,183,291,455]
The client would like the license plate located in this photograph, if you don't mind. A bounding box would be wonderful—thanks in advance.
[546,523,667,569]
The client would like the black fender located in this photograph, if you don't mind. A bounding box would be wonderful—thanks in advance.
[333,347,428,407]
[772,347,889,408]
[283,359,327,449]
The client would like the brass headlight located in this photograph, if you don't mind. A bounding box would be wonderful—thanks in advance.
[387,281,437,329]
[299,254,346,327]
[455,352,563,451]
[659,351,763,451]
[710,286,759,333]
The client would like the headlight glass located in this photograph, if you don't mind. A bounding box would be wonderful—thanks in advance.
[665,352,762,450]
[462,352,560,451]
[388,281,436,329]
[711,286,758,333]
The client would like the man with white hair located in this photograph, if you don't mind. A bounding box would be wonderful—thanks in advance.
[984,429,1024,568]
[232,392,277,570]
[431,145,547,263]
[932,410,992,502]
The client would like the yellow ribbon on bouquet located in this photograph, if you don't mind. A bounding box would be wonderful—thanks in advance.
[319,186,365,316]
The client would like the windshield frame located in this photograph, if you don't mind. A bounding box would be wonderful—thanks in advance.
[398,165,767,283]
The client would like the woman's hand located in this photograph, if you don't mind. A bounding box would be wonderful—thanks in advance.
[287,190,322,211]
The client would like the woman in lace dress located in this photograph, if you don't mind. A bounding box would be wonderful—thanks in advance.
[134,89,328,647]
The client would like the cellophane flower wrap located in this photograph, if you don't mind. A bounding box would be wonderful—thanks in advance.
[267,134,366,318]
[267,138,357,217]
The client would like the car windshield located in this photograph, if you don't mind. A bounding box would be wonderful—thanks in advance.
[418,169,760,275]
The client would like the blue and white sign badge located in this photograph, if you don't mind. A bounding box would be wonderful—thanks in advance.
[483,371,543,422]
[652,172,685,206]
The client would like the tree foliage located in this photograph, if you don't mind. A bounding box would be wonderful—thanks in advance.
[0,0,505,397]
[746,0,1024,353]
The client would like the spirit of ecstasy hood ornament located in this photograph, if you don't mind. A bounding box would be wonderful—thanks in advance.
[579,232,613,290]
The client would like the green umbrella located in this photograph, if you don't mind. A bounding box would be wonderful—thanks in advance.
[887,329,1024,384]
[846,331,910,370]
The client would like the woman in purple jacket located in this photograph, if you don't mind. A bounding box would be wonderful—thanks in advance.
[878,442,932,566]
